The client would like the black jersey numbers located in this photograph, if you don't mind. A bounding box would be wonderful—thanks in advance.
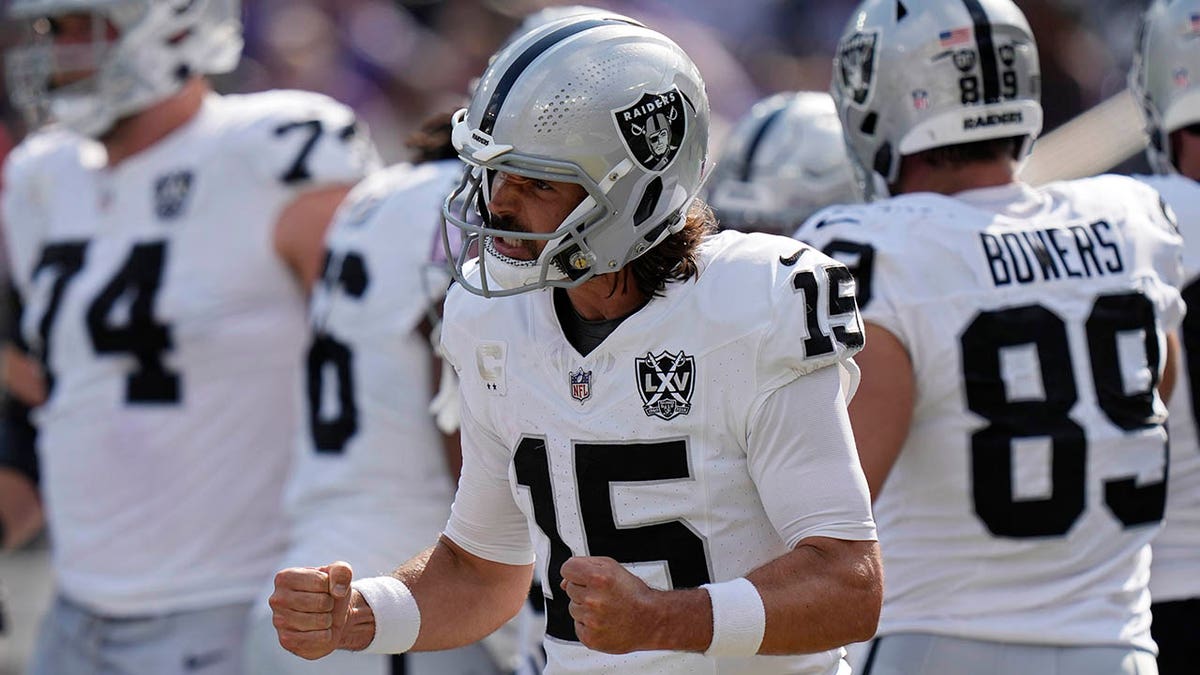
[274,119,359,185]
[86,242,179,403]
[306,251,369,453]
[820,239,875,309]
[514,437,711,642]
[791,263,864,359]
[961,292,1167,538]
[31,242,87,394]
[32,241,179,404]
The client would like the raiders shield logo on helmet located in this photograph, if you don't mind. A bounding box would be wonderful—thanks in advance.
[838,30,879,107]
[635,350,695,420]
[613,88,688,172]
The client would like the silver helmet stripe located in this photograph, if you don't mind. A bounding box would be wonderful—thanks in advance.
[740,103,787,182]
[962,0,1002,104]
[480,17,635,135]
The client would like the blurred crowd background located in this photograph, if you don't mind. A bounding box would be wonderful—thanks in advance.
[0,0,1164,169]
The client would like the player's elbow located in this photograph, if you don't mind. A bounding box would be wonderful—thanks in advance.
[838,542,883,644]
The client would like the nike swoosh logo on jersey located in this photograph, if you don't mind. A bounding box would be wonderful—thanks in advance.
[780,249,807,267]
[813,216,860,229]
[184,650,227,670]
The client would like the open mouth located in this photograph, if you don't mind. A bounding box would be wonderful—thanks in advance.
[485,236,538,265]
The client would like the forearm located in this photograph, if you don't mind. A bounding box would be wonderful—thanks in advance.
[341,536,532,653]
[751,538,882,654]
[0,467,42,550]
[650,539,881,655]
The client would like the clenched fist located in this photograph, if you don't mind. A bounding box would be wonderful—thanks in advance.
[560,556,664,654]
[271,561,355,660]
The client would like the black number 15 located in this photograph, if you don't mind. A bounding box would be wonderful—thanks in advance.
[514,437,711,643]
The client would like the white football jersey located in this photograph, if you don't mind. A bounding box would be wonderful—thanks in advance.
[440,231,877,675]
[0,90,379,616]
[1135,173,1200,604]
[279,159,462,577]
[797,177,1185,651]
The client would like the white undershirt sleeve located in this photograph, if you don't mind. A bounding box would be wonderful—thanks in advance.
[746,363,877,549]
[441,397,536,566]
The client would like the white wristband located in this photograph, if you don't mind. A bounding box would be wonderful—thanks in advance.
[702,577,766,657]
[352,576,421,654]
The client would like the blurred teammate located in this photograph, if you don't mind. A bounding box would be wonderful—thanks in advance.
[242,113,510,674]
[706,91,859,233]
[1131,2,1200,672]
[0,1,378,673]
[271,14,881,675]
[799,1,1182,673]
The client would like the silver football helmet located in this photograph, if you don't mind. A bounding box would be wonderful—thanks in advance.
[1131,0,1200,175]
[6,0,243,138]
[503,4,613,49]
[443,16,710,297]
[706,91,859,233]
[833,0,1043,199]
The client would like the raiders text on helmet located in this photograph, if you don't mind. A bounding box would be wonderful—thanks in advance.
[1132,0,1200,174]
[832,0,1043,199]
[443,15,710,297]
[705,91,859,234]
[6,0,243,138]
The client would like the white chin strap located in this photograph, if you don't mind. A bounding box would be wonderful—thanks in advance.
[482,237,569,291]
[51,93,115,138]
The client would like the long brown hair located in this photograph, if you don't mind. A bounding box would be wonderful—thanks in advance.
[623,200,718,298]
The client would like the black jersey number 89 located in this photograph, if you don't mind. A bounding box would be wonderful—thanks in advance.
[961,292,1167,538]
[514,437,711,643]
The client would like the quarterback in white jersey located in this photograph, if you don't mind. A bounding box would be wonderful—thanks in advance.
[804,1,1184,673]
[1131,2,1200,672]
[271,14,881,675]
[1,2,378,674]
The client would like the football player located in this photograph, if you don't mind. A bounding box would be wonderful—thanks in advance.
[1131,2,1200,673]
[798,1,1182,674]
[0,1,379,673]
[271,15,882,675]
[706,91,860,234]
[241,113,509,675]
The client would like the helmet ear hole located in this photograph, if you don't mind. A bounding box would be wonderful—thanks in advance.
[860,112,879,136]
[873,142,894,180]
[633,177,664,227]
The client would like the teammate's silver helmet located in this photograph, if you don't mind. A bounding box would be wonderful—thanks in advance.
[1132,0,1200,175]
[443,16,710,297]
[504,4,613,49]
[706,91,859,233]
[833,0,1043,199]
[6,0,243,138]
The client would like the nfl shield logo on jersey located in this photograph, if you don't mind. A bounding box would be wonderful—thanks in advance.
[154,170,194,220]
[570,367,592,404]
[636,350,695,420]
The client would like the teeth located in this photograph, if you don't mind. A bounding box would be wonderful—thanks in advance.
[502,237,522,247]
